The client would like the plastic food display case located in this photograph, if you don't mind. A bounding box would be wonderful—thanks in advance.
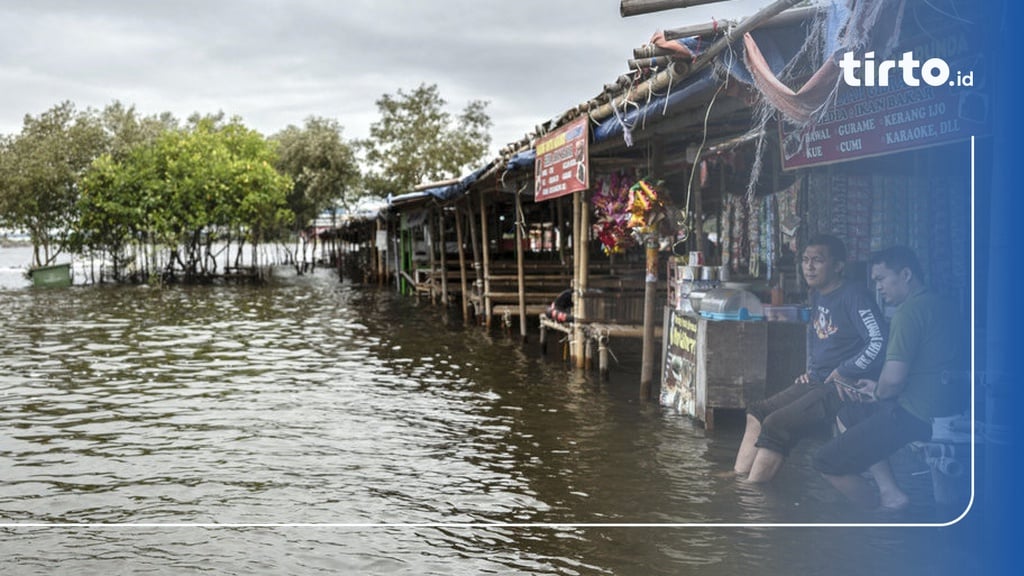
[697,288,764,321]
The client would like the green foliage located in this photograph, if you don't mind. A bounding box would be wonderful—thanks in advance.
[100,100,178,161]
[361,83,492,196]
[0,101,106,267]
[271,116,360,229]
[76,116,293,280]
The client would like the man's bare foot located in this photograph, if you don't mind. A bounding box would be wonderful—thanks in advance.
[878,490,910,511]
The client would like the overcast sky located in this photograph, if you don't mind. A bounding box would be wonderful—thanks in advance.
[1,0,774,155]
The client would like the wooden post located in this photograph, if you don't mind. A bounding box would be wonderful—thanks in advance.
[695,160,705,257]
[718,162,725,266]
[640,237,659,400]
[425,214,437,304]
[438,208,449,307]
[479,191,493,328]
[641,139,665,400]
[466,196,483,321]
[598,334,610,378]
[577,189,591,369]
[620,0,729,18]
[514,186,528,341]
[375,219,383,285]
[540,320,548,354]
[572,190,585,367]
[455,204,470,324]
[557,196,567,265]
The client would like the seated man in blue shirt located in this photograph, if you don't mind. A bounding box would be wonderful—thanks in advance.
[733,234,887,483]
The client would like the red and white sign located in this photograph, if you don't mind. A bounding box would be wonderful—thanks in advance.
[534,116,589,202]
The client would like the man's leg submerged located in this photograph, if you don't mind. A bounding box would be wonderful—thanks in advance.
[835,418,909,510]
[734,414,762,475]
[822,472,879,508]
[814,401,928,508]
[869,459,910,510]
[734,379,815,477]
[746,447,785,483]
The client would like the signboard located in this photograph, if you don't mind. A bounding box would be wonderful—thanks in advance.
[781,28,987,170]
[660,310,698,416]
[534,116,589,202]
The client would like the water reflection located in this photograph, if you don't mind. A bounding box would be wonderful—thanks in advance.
[0,262,979,574]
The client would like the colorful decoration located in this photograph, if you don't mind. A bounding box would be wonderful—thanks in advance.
[591,174,672,255]
[627,178,667,234]
[591,171,637,255]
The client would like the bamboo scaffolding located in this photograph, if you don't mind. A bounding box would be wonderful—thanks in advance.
[628,56,674,70]
[593,0,803,123]
[661,4,817,41]
[621,0,730,18]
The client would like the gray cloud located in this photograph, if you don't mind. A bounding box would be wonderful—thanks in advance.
[0,0,772,153]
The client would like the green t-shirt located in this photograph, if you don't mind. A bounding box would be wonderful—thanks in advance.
[887,289,968,420]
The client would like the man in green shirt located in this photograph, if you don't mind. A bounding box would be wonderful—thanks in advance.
[812,246,968,508]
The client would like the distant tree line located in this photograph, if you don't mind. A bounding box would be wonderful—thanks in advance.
[0,82,491,284]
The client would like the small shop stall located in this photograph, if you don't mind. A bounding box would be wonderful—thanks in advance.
[660,254,806,430]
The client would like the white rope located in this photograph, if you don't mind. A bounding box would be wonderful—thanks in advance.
[685,79,728,216]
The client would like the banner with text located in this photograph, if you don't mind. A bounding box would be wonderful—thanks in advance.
[780,27,987,170]
[534,116,589,202]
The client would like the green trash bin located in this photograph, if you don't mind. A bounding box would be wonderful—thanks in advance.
[29,263,72,287]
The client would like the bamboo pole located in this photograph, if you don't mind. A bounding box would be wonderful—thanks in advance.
[572,190,585,367]
[438,208,449,307]
[376,219,385,284]
[594,0,803,123]
[640,237,659,400]
[665,0,802,43]
[455,204,470,324]
[641,140,666,399]
[621,0,729,18]
[633,44,682,59]
[514,187,528,341]
[695,162,705,256]
[659,4,817,42]
[578,190,591,370]
[628,56,674,70]
[479,191,493,328]
[466,196,483,321]
[557,196,567,265]
[425,214,437,304]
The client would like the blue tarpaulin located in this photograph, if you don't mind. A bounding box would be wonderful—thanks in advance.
[387,161,495,208]
[505,149,535,172]
[593,29,789,143]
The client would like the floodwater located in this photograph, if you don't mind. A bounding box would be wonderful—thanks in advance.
[0,246,981,575]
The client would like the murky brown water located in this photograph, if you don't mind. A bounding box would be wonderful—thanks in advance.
[0,247,981,575]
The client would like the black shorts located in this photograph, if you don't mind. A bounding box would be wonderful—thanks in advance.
[812,399,932,476]
[749,380,843,456]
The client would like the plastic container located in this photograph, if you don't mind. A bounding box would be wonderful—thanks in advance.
[763,305,811,323]
[698,287,764,321]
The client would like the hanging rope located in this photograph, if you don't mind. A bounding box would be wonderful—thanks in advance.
[684,78,728,223]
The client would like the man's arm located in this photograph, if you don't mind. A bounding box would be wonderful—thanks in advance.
[873,360,910,399]
[835,294,886,382]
